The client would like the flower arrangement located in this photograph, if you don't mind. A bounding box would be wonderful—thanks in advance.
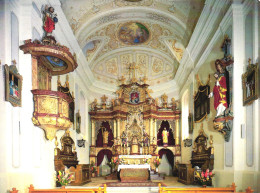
[195,169,214,186]
[153,158,161,168]
[143,158,150,164]
[90,161,97,174]
[56,170,72,186]
[107,157,119,171]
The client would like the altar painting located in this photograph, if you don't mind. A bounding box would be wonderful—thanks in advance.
[129,91,140,104]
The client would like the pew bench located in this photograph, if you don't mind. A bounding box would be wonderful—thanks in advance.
[10,184,107,193]
[158,183,253,193]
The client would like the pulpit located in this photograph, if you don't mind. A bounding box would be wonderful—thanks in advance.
[54,131,91,185]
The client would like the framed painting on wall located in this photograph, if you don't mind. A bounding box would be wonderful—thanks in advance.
[4,64,23,107]
[242,63,259,106]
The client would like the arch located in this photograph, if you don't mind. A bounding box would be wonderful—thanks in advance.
[158,148,174,170]
[157,120,175,146]
[96,149,112,166]
[96,121,114,147]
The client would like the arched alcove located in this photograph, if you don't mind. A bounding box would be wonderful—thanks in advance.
[158,148,174,176]
[96,121,114,147]
[157,121,175,146]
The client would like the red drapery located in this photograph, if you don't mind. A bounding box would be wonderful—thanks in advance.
[97,149,112,166]
[158,149,174,168]
[157,121,175,146]
[96,121,114,147]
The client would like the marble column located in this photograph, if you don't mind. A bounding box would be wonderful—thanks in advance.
[91,120,95,146]
[175,118,180,145]
[117,119,121,138]
[149,118,153,139]
[113,119,117,138]
[153,119,157,140]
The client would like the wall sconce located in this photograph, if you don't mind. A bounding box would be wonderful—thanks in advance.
[77,139,86,148]
[183,138,192,147]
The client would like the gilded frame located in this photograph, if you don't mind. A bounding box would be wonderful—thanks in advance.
[4,64,23,107]
[242,63,259,106]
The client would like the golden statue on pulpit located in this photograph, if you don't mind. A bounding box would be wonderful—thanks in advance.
[102,127,109,146]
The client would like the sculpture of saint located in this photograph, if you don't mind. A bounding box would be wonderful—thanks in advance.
[162,128,169,145]
[208,60,228,117]
[43,5,58,36]
[102,127,109,145]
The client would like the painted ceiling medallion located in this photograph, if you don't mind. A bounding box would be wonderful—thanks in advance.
[118,22,149,45]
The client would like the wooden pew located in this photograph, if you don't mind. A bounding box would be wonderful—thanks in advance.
[9,184,107,193]
[158,183,253,193]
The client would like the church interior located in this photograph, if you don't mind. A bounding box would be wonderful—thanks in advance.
[0,0,259,193]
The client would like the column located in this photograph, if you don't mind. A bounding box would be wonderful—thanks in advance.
[117,119,121,138]
[153,119,157,140]
[113,120,117,138]
[232,1,246,189]
[175,118,180,145]
[149,118,153,139]
[91,120,95,146]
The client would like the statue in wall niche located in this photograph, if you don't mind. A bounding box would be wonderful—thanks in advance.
[162,128,169,146]
[42,5,58,37]
[102,127,109,145]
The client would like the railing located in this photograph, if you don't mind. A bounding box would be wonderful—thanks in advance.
[9,184,107,193]
[158,183,253,193]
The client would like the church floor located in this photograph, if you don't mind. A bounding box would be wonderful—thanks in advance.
[73,176,188,193]
[81,176,186,187]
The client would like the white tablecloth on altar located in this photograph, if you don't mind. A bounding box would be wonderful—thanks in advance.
[117,164,151,172]
[119,155,152,159]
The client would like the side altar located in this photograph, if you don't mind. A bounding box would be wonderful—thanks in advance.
[89,63,181,173]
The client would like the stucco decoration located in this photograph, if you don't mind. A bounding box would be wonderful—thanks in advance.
[92,52,175,86]
[60,0,204,87]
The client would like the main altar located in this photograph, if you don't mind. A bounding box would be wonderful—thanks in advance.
[89,63,181,176]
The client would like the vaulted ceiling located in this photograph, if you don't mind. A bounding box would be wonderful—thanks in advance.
[60,0,205,87]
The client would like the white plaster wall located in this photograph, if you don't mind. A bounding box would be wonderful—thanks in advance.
[0,0,91,192]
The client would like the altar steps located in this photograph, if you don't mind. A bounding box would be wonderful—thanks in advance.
[150,170,165,181]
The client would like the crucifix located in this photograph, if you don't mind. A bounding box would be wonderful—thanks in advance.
[127,62,139,82]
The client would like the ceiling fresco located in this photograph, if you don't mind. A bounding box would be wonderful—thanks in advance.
[60,0,205,87]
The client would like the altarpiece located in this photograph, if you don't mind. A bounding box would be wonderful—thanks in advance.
[89,63,181,173]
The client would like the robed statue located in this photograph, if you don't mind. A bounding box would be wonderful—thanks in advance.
[102,127,109,145]
[162,128,169,146]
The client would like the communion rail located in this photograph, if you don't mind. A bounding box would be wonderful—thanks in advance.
[158,183,253,193]
[9,184,107,193]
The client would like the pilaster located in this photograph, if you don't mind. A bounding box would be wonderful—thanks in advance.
[232,1,246,188]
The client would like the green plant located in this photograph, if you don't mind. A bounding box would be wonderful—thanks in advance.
[56,170,72,186]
